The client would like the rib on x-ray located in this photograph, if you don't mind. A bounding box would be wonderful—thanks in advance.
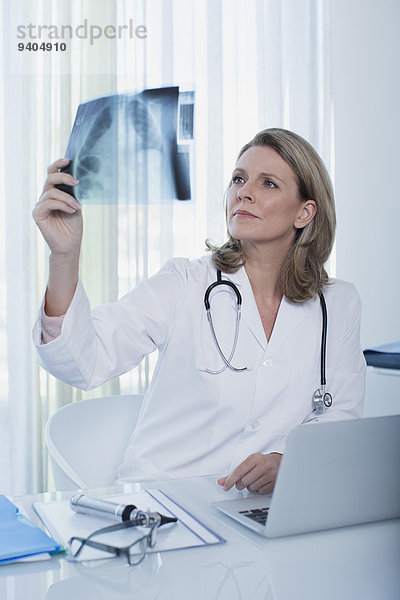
[57,87,194,204]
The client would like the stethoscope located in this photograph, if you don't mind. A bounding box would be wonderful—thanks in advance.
[204,270,333,413]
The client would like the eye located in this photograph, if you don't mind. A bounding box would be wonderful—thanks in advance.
[264,180,277,188]
[232,175,244,184]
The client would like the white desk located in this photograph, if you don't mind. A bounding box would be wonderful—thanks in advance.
[1,476,399,600]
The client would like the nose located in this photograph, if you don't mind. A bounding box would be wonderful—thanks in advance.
[237,180,255,203]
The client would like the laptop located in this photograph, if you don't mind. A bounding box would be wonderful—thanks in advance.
[212,415,400,537]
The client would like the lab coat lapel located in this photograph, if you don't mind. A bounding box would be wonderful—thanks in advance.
[266,296,307,356]
[226,267,308,356]
[225,267,267,352]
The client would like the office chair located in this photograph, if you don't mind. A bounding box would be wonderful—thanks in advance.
[45,394,143,491]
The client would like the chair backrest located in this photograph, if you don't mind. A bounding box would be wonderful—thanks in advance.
[45,394,143,491]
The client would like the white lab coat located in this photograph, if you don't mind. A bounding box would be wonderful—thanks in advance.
[33,255,366,483]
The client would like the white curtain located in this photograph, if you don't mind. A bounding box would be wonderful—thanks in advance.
[0,0,332,495]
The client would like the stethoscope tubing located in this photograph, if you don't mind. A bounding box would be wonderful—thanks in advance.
[204,269,243,310]
[204,270,247,374]
[318,291,328,388]
[203,269,331,410]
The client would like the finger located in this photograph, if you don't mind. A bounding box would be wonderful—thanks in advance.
[245,456,281,494]
[42,172,79,195]
[33,196,81,220]
[38,188,81,211]
[222,467,249,491]
[221,456,258,491]
[47,158,71,174]
[217,476,227,486]
[246,473,273,493]
[235,454,281,490]
[46,171,78,186]
[236,467,267,491]
[256,481,274,495]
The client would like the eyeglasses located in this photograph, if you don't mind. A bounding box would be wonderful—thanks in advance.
[68,510,161,566]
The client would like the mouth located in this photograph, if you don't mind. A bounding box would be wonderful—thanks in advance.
[233,209,259,218]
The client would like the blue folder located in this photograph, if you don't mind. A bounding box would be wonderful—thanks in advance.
[363,341,400,370]
[0,495,62,563]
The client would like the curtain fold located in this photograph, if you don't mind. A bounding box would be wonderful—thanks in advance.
[0,0,332,494]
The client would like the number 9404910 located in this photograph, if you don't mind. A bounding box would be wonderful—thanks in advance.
[18,42,67,51]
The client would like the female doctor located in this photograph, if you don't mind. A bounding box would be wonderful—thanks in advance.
[32,128,366,495]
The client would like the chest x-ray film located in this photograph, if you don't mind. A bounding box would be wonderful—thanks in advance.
[57,86,194,204]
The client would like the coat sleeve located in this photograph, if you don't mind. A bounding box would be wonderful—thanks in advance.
[303,285,366,425]
[32,258,189,390]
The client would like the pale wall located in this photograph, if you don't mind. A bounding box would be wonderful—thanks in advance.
[331,0,400,415]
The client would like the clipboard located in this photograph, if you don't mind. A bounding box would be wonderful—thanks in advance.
[34,489,225,562]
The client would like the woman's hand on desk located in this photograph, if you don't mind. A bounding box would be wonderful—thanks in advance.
[217,453,282,495]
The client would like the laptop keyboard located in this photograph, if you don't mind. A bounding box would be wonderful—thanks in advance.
[239,507,269,525]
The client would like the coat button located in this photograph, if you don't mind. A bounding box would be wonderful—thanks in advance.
[245,420,261,433]
[262,358,272,368]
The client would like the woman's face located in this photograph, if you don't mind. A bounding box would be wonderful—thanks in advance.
[227,145,316,248]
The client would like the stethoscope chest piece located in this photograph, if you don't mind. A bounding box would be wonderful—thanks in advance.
[312,388,333,413]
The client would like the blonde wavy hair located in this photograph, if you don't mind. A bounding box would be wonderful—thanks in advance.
[206,128,336,303]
